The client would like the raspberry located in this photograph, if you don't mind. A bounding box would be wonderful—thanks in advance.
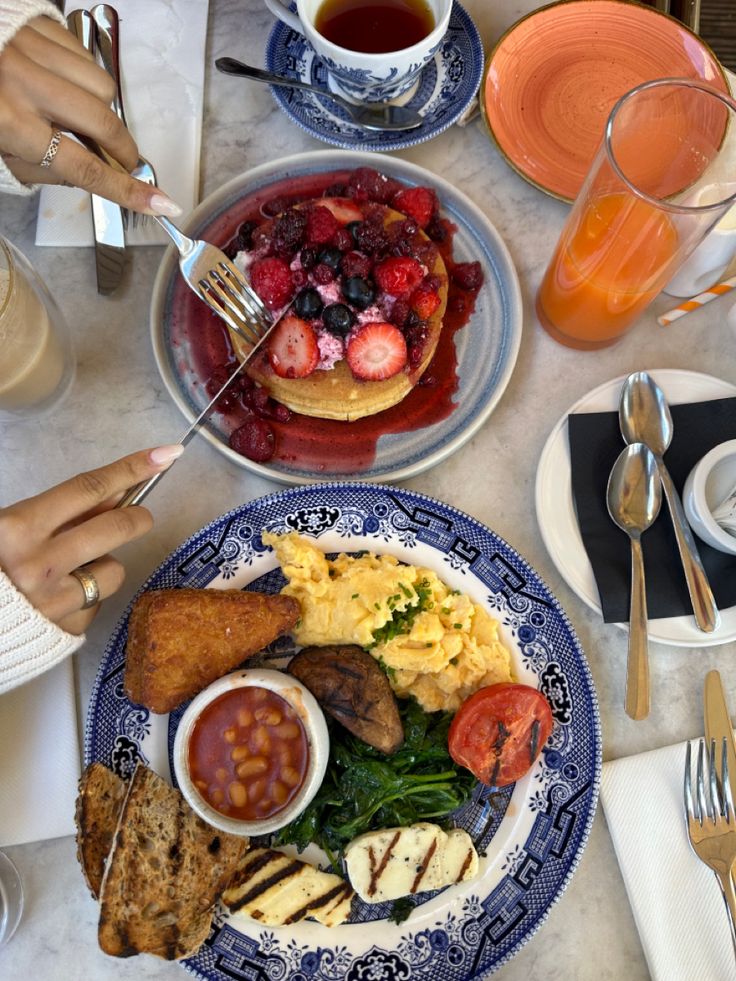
[353,218,388,256]
[424,274,442,291]
[452,261,484,291]
[312,263,335,285]
[346,321,407,381]
[249,256,295,310]
[391,186,438,229]
[374,256,424,296]
[332,227,354,252]
[273,208,307,255]
[348,167,402,204]
[411,285,441,319]
[229,416,275,463]
[340,251,372,279]
[405,322,430,368]
[389,298,410,329]
[306,205,340,245]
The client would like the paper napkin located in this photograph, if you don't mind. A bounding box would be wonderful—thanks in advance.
[0,658,80,847]
[601,740,735,981]
[35,0,209,248]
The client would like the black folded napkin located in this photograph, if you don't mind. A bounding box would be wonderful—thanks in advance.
[567,397,736,623]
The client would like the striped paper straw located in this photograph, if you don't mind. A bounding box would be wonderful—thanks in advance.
[657,276,736,326]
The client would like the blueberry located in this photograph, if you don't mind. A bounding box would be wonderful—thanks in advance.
[346,221,361,246]
[317,246,342,271]
[322,303,356,336]
[294,287,323,320]
[342,276,375,311]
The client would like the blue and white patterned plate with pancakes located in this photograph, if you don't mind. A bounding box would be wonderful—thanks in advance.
[86,482,601,980]
[265,1,483,150]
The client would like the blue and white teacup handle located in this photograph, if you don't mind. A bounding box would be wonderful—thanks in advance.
[263,0,303,34]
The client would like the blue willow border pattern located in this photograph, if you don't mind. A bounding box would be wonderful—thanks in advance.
[85,483,601,980]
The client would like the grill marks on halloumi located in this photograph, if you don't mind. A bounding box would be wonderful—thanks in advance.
[345,823,479,904]
[221,848,354,928]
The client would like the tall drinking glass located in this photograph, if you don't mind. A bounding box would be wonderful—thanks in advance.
[536,78,736,350]
[0,237,75,419]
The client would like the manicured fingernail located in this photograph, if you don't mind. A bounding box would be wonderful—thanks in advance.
[149,192,183,218]
[150,444,184,466]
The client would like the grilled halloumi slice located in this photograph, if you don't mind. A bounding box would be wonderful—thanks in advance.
[221,848,354,928]
[344,822,479,904]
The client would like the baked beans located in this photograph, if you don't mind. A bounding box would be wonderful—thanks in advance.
[188,686,309,821]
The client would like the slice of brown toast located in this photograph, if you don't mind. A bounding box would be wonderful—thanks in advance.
[75,762,127,899]
[97,762,249,960]
[124,588,300,714]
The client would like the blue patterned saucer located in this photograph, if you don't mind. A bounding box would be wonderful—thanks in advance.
[86,483,601,980]
[264,1,483,150]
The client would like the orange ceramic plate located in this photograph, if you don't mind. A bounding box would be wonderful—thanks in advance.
[481,0,729,202]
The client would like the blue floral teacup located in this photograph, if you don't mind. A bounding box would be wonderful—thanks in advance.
[264,0,452,103]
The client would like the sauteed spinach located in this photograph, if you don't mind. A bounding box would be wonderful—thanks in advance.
[272,697,476,869]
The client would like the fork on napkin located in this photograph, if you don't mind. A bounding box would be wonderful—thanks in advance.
[601,741,736,980]
[35,0,209,249]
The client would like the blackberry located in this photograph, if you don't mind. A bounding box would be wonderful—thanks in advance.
[233,219,258,252]
[324,182,348,196]
[340,251,372,279]
[353,218,388,256]
[317,246,342,271]
[294,287,323,320]
[332,228,353,252]
[342,276,375,311]
[273,208,307,254]
[425,214,449,243]
[312,263,335,285]
[322,303,356,336]
[300,246,319,269]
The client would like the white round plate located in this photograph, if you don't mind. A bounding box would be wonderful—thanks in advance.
[150,150,522,485]
[86,483,600,979]
[535,369,736,647]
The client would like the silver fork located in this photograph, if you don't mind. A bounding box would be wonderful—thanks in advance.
[684,737,736,958]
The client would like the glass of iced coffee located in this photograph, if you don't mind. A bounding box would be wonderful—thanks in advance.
[0,238,75,420]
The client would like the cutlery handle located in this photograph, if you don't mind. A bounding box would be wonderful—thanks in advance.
[714,870,736,961]
[658,460,720,633]
[626,536,650,720]
[216,58,327,98]
[92,5,127,125]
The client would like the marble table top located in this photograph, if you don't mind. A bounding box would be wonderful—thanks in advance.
[2,0,736,978]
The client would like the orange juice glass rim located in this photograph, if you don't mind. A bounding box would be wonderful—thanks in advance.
[603,77,736,216]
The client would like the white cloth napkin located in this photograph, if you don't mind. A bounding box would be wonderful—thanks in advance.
[0,659,80,847]
[601,740,735,981]
[35,0,209,248]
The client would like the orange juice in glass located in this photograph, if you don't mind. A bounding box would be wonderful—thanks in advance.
[536,78,736,350]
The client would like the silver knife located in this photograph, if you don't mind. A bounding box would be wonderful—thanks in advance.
[116,303,288,508]
[704,668,736,807]
[67,9,126,295]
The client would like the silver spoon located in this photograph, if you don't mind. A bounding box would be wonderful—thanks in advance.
[215,58,423,131]
[607,442,662,720]
[619,371,720,633]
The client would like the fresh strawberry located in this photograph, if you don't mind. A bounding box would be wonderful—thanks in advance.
[268,314,320,378]
[411,285,441,319]
[305,205,340,246]
[249,256,295,311]
[392,186,438,229]
[346,321,407,381]
[318,196,364,224]
[374,256,424,296]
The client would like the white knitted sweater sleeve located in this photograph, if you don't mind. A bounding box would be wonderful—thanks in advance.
[0,567,85,694]
[0,0,68,196]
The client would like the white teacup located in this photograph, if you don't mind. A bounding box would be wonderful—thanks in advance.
[665,192,736,298]
[264,0,452,103]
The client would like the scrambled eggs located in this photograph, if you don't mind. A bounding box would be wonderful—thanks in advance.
[263,531,513,712]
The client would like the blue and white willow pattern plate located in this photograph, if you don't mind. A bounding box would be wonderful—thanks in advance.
[265,2,483,151]
[86,484,601,980]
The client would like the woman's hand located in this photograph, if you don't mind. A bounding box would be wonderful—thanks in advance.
[0,17,180,216]
[0,445,183,635]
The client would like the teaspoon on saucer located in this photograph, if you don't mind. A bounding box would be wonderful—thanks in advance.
[215,57,424,131]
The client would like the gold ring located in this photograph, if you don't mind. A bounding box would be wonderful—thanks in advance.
[70,567,100,609]
[39,130,62,168]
